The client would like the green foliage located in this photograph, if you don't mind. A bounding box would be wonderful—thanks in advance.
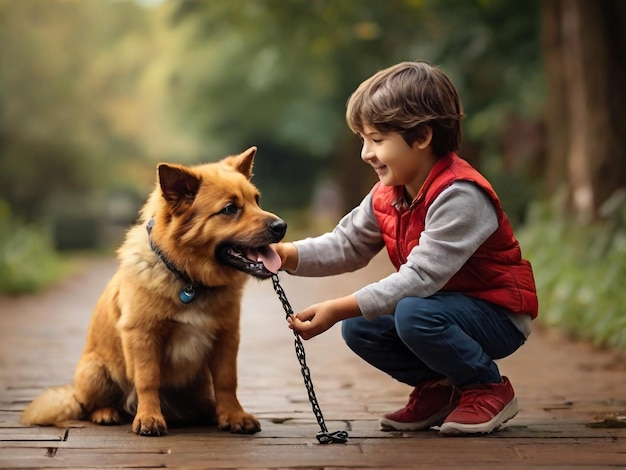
[490,170,541,227]
[169,0,431,154]
[0,0,186,255]
[168,0,543,211]
[0,0,545,221]
[0,201,70,295]
[518,191,626,349]
[0,0,183,222]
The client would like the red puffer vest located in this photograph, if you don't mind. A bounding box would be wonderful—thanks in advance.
[372,153,538,318]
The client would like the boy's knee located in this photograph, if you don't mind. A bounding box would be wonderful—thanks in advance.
[395,296,428,322]
[395,297,420,315]
[342,315,390,352]
[394,297,438,340]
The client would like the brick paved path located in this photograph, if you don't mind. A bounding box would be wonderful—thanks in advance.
[0,256,625,469]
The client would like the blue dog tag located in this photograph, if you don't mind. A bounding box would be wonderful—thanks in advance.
[179,286,195,304]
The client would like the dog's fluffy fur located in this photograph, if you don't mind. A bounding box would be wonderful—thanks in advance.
[21,147,286,436]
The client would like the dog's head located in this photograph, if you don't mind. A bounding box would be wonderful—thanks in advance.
[149,147,286,286]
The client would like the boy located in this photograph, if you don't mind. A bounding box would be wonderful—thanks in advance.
[273,60,537,435]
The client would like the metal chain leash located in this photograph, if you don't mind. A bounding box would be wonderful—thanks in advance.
[271,274,349,444]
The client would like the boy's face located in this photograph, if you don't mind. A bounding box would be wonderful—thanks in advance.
[359,124,436,199]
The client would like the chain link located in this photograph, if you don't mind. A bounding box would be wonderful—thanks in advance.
[271,274,349,444]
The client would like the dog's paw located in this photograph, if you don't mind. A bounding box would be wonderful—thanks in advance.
[132,414,168,437]
[218,410,261,434]
[90,407,122,425]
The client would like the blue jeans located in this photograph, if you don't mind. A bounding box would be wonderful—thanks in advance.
[341,293,526,387]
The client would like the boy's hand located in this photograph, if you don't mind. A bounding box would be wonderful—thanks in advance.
[288,295,361,340]
[272,242,298,272]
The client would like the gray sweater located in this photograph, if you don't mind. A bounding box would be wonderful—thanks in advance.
[291,181,532,338]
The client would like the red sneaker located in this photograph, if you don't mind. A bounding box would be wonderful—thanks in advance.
[440,376,518,435]
[380,379,461,431]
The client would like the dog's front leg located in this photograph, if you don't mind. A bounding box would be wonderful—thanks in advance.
[121,330,167,436]
[210,333,261,434]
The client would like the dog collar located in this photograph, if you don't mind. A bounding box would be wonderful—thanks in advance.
[146,217,199,304]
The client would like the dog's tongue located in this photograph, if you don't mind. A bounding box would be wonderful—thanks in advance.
[248,246,281,274]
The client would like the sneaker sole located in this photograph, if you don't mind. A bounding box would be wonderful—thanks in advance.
[379,404,456,432]
[439,397,519,436]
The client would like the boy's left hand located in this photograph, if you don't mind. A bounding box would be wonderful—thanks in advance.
[288,295,361,340]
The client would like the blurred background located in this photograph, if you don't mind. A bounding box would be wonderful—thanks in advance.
[1,0,625,349]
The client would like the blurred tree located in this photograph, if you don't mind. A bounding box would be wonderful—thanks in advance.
[0,0,102,220]
[0,0,190,245]
[0,0,551,233]
[167,0,542,217]
[541,0,626,222]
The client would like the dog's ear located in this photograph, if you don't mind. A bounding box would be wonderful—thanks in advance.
[230,146,256,179]
[157,163,201,212]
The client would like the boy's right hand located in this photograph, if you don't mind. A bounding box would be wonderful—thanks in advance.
[288,295,361,340]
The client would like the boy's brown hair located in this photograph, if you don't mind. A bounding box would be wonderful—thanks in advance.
[346,60,464,157]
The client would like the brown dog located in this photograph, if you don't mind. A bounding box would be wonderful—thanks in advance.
[20,147,286,436]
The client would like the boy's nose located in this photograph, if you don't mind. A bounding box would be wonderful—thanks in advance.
[361,143,374,162]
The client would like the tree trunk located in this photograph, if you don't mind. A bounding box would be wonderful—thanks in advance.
[541,0,626,221]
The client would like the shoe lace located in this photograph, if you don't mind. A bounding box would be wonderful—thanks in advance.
[407,381,453,411]
[457,385,504,413]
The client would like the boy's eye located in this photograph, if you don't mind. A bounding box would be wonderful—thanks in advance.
[358,134,383,144]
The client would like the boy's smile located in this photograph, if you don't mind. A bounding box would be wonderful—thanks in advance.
[360,125,437,200]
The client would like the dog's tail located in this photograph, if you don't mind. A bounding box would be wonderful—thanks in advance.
[20,384,84,426]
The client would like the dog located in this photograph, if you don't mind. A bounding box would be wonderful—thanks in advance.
[20,147,286,436]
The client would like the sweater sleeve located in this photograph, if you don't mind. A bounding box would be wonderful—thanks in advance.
[354,181,499,320]
[290,191,385,276]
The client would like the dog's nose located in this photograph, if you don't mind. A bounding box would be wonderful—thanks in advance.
[268,219,287,240]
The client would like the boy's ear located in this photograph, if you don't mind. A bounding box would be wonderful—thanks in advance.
[225,146,256,179]
[415,126,433,150]
[158,163,201,212]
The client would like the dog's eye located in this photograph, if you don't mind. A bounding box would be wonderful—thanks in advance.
[220,203,240,216]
